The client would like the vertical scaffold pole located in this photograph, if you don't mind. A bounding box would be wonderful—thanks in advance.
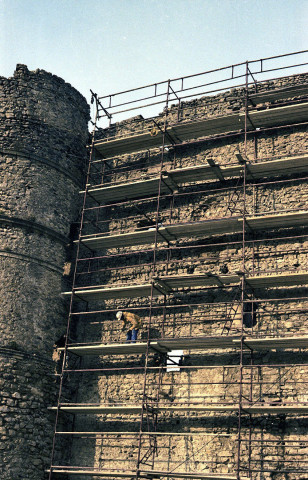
[48,96,100,479]
[237,62,249,479]
[136,80,171,478]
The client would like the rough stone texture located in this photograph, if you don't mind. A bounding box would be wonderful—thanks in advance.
[0,65,89,479]
[0,351,57,478]
[62,74,308,479]
[96,73,308,140]
[1,66,307,479]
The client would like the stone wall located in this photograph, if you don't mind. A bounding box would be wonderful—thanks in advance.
[0,65,89,479]
[62,73,308,479]
[96,72,308,140]
[1,65,306,479]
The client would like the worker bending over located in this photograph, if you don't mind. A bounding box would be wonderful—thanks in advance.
[116,311,142,343]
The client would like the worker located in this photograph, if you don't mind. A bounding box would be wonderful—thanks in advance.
[52,334,66,374]
[116,311,142,343]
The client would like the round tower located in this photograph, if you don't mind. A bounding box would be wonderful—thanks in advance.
[0,65,89,479]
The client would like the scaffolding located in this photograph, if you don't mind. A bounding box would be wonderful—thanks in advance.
[49,51,308,479]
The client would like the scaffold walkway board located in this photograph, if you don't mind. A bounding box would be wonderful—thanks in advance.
[64,272,308,301]
[63,335,308,356]
[86,174,177,203]
[94,102,308,158]
[47,468,250,480]
[87,155,308,204]
[63,275,240,301]
[47,469,136,477]
[156,273,241,291]
[63,337,239,355]
[50,404,308,414]
[79,211,308,250]
[238,335,308,350]
[142,472,251,480]
[66,283,159,301]
[249,82,308,105]
[157,272,308,290]
[245,272,308,288]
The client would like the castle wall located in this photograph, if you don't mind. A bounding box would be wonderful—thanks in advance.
[0,65,89,479]
[1,64,306,479]
[63,74,308,479]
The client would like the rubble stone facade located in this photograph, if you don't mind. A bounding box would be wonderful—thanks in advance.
[0,64,307,480]
[66,73,308,479]
[0,65,89,480]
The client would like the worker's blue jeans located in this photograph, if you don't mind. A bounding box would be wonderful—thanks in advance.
[126,329,139,343]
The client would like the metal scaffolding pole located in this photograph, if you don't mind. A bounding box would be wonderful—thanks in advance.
[48,51,308,479]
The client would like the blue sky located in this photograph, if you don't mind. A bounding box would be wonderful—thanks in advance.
[1,0,307,111]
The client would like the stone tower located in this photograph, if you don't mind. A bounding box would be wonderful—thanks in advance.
[0,65,89,479]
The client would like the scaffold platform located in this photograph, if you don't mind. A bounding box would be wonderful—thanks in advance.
[47,467,250,480]
[50,404,308,415]
[249,82,308,105]
[87,154,308,204]
[64,272,308,301]
[94,102,308,158]
[63,335,308,356]
[79,211,308,250]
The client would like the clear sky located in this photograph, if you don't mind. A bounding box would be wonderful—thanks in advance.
[1,0,307,110]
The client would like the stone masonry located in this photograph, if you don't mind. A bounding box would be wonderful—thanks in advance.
[0,64,307,480]
[0,65,89,480]
[61,73,308,479]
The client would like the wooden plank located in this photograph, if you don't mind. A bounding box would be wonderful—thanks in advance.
[244,405,308,413]
[171,114,244,142]
[80,229,158,249]
[159,337,238,350]
[167,217,240,238]
[94,103,308,158]
[79,210,308,251]
[170,154,308,184]
[240,336,308,350]
[62,272,308,303]
[64,335,308,357]
[157,274,241,289]
[51,405,143,414]
[248,102,308,129]
[48,468,249,480]
[165,405,308,413]
[49,469,137,477]
[143,472,247,480]
[94,114,242,158]
[247,211,308,230]
[52,404,308,414]
[79,218,240,250]
[86,177,162,203]
[168,270,303,290]
[249,83,308,104]
[85,155,308,205]
[166,406,238,412]
[63,283,156,301]
[249,154,308,177]
[94,130,165,157]
[246,272,308,288]
[65,341,168,356]
[64,337,240,356]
